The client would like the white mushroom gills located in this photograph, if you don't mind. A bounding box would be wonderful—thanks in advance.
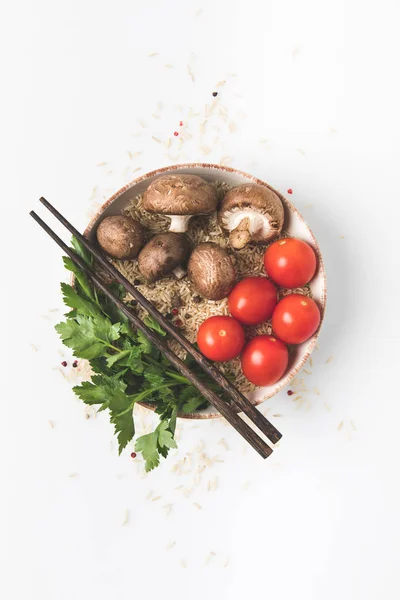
[168,215,192,233]
[222,209,271,249]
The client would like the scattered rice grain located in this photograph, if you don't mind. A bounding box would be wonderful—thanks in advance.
[292,45,301,58]
[164,504,173,516]
[200,145,212,155]
[326,355,334,363]
[205,551,216,565]
[152,136,162,144]
[122,509,129,526]
[304,369,312,375]
[313,387,320,395]
[68,472,78,478]
[337,420,344,431]
[166,541,176,549]
[48,420,55,428]
[148,52,158,57]
[152,495,161,502]
[193,502,202,510]
[180,559,187,569]
[218,438,229,450]
[187,64,195,82]
[350,420,357,431]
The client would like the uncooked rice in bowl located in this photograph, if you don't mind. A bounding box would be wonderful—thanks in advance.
[110,181,311,396]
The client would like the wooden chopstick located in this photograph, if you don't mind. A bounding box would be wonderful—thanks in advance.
[39,197,282,445]
[30,209,273,458]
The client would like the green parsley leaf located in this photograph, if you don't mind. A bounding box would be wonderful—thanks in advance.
[60,283,100,318]
[157,420,177,450]
[144,365,164,388]
[106,349,131,368]
[135,430,160,471]
[71,235,93,266]
[55,314,121,359]
[135,420,177,472]
[143,315,167,336]
[72,379,107,405]
[62,256,93,299]
[74,375,135,453]
[136,329,153,354]
[112,410,134,454]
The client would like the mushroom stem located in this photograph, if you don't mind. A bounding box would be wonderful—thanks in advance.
[229,217,252,249]
[172,265,186,279]
[169,215,192,233]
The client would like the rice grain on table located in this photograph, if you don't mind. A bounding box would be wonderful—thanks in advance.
[187,64,195,82]
[108,182,314,398]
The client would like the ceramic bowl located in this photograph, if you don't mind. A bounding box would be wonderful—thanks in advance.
[85,163,327,418]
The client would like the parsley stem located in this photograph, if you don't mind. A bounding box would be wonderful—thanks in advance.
[115,381,184,417]
[108,343,122,352]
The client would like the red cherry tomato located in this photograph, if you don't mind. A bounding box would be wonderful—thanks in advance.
[272,294,321,344]
[241,335,289,386]
[228,277,277,326]
[264,238,317,288]
[197,316,245,362]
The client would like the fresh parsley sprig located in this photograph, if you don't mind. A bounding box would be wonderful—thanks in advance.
[55,237,211,471]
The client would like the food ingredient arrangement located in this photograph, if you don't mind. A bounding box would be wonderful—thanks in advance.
[55,173,321,470]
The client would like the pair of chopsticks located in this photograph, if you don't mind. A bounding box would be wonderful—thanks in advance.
[30,198,282,458]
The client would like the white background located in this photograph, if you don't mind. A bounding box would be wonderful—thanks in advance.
[2,1,400,598]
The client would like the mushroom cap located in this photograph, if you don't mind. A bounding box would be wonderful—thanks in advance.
[138,233,190,282]
[188,242,236,300]
[219,183,284,243]
[96,215,145,259]
[143,174,217,216]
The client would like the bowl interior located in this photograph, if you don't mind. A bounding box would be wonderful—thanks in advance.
[85,163,326,419]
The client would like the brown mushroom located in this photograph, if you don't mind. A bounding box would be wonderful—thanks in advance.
[142,174,217,233]
[188,242,236,300]
[96,215,145,259]
[218,184,284,249]
[138,233,190,282]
